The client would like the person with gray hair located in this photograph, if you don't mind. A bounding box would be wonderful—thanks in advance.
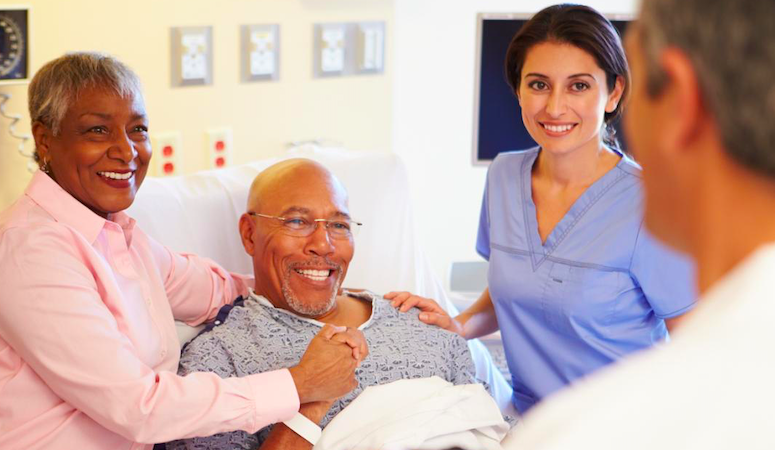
[0,52,367,450]
[502,0,775,448]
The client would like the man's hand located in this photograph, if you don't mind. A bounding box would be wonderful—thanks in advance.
[384,291,465,337]
[288,324,361,403]
[330,327,368,363]
[259,400,334,449]
[299,400,334,423]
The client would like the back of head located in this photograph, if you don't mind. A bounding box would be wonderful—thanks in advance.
[28,52,142,161]
[638,0,775,178]
[504,4,631,148]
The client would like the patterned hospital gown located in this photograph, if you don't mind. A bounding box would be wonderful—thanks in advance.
[167,290,477,450]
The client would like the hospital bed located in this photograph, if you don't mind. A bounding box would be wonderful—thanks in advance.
[127,145,515,414]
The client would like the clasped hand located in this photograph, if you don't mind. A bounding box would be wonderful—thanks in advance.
[289,324,368,404]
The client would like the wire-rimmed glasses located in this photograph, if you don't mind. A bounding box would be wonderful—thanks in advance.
[248,212,362,239]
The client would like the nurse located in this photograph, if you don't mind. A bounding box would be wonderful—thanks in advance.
[387,4,696,414]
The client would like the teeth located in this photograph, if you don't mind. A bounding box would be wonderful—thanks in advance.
[99,171,133,180]
[295,269,332,281]
[544,124,574,133]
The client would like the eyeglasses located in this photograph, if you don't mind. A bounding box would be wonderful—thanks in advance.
[248,212,362,238]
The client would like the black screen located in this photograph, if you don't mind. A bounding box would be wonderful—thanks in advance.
[0,9,29,81]
[474,17,630,162]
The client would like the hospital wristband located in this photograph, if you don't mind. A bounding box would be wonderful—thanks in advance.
[283,412,322,445]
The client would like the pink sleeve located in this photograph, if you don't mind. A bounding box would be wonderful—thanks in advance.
[145,232,254,326]
[0,225,298,444]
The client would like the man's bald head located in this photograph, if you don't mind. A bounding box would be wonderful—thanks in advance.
[247,159,349,214]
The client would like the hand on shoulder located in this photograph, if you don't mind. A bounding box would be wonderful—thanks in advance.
[384,291,465,337]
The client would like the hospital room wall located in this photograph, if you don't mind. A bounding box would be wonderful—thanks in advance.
[392,0,638,290]
[0,0,394,210]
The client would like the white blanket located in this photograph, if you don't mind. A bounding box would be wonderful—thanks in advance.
[314,377,509,450]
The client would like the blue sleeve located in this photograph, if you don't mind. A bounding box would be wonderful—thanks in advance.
[630,223,697,318]
[476,176,491,261]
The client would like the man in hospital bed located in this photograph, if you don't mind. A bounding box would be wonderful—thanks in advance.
[166,159,498,450]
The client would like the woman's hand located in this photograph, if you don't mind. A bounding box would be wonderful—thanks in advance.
[384,291,465,337]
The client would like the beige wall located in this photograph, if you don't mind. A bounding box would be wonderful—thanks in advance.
[0,0,393,210]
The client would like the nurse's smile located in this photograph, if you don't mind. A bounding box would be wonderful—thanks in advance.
[539,122,578,137]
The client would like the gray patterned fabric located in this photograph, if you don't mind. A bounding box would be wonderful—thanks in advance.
[166,290,477,450]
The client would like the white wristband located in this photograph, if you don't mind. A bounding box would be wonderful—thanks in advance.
[283,412,322,445]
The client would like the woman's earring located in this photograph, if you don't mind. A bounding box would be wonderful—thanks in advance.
[40,159,50,173]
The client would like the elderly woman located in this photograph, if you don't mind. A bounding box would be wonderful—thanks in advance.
[0,53,363,450]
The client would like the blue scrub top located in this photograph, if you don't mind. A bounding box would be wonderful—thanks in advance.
[477,148,696,413]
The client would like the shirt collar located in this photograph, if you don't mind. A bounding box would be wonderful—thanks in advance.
[25,170,137,245]
[248,289,379,330]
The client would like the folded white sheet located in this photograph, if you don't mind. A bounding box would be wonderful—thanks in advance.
[314,376,509,450]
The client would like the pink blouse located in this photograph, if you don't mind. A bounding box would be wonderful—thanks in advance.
[0,172,299,450]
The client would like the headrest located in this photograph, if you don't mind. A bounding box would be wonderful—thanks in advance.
[127,146,432,295]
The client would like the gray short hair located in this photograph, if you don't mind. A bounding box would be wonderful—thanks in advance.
[638,0,775,178]
[28,52,143,161]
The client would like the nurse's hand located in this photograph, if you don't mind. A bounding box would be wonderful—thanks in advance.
[384,291,464,337]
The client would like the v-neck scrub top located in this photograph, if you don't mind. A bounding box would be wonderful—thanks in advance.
[477,148,696,413]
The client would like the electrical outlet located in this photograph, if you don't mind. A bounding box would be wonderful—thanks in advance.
[151,131,182,177]
[206,127,232,169]
[314,23,347,77]
[170,26,213,87]
[241,24,279,82]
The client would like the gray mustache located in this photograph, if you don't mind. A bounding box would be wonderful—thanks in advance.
[288,259,342,273]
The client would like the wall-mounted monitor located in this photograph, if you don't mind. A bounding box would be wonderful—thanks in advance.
[0,6,30,85]
[471,13,632,165]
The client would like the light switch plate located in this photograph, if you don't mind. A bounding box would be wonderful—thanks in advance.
[313,22,386,78]
[241,24,279,82]
[356,22,385,74]
[313,23,348,77]
[170,26,213,87]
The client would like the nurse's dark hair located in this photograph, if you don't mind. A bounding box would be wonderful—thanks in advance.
[504,4,630,150]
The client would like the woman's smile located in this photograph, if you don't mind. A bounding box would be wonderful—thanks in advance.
[97,169,136,189]
[539,122,578,136]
